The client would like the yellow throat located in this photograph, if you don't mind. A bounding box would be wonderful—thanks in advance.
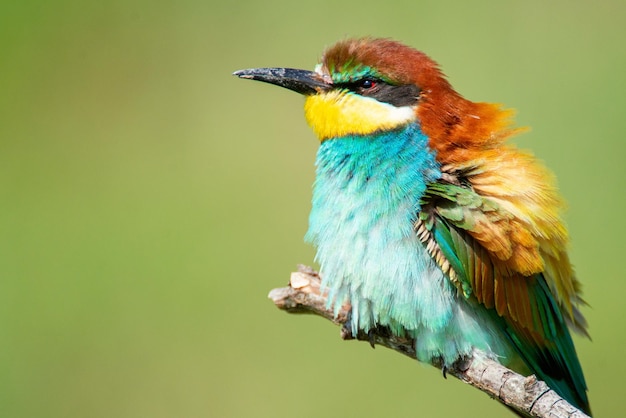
[304,90,416,141]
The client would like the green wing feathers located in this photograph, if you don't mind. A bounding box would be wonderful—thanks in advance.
[419,182,543,327]
[417,180,590,413]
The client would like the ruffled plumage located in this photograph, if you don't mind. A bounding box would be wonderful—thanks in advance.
[319,38,590,413]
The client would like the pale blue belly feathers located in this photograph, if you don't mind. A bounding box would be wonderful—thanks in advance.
[305,123,514,365]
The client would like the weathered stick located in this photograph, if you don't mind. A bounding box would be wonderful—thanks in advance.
[268,265,590,418]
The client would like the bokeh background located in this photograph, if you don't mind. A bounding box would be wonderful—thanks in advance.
[2,0,624,416]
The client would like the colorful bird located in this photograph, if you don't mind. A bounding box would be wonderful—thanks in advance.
[235,38,590,415]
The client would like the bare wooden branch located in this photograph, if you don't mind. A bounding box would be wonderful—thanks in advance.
[268,265,590,418]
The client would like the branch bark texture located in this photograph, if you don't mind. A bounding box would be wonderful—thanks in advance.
[268,265,590,418]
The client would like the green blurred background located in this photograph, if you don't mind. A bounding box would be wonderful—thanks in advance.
[1,0,624,416]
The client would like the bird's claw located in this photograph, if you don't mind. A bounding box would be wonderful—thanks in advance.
[368,329,376,349]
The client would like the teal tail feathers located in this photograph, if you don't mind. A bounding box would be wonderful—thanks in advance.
[505,274,591,415]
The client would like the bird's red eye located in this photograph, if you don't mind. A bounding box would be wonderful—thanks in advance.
[361,79,376,89]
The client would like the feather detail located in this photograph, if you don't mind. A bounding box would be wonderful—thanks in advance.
[446,147,586,334]
[418,179,590,413]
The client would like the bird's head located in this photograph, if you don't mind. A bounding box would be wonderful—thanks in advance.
[235,38,518,163]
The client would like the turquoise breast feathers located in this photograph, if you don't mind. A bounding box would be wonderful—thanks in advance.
[305,123,514,365]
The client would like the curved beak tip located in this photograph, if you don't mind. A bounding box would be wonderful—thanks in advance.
[232,70,254,79]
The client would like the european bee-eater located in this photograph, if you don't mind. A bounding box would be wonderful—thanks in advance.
[235,38,590,415]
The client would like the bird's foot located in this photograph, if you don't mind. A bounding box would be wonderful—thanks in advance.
[367,329,376,349]
[340,310,384,349]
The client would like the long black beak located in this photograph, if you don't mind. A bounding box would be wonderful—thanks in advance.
[233,68,331,95]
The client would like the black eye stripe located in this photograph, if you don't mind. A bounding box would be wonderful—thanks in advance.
[336,78,379,92]
[335,79,421,107]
